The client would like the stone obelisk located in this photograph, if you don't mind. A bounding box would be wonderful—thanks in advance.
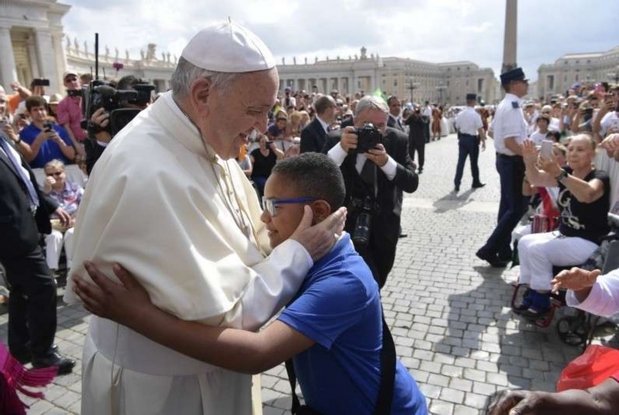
[501,0,518,73]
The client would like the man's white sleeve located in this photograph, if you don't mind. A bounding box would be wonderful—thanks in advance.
[566,270,619,318]
[220,239,312,330]
[328,142,348,166]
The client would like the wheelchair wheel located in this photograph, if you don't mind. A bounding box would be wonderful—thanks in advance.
[556,315,587,346]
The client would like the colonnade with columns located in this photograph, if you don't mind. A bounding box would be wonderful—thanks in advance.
[0,25,66,94]
[278,74,376,95]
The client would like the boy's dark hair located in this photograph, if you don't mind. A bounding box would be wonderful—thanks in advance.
[272,153,345,211]
[546,131,561,142]
[26,96,48,112]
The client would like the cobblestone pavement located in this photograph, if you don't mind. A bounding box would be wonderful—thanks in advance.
[1,134,614,414]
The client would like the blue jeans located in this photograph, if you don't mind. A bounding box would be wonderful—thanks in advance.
[480,154,528,257]
[454,134,481,187]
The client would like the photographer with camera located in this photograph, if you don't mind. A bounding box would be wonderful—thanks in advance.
[323,95,418,288]
[404,103,428,174]
[18,96,75,168]
[57,71,87,161]
[84,75,153,174]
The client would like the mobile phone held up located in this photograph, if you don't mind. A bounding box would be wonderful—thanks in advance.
[540,139,553,160]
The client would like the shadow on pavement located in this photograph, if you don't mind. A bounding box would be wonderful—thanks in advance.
[432,190,475,213]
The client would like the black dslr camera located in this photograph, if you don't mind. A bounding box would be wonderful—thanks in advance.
[67,89,83,98]
[354,123,382,153]
[83,80,155,136]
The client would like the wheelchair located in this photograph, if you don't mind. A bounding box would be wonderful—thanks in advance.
[511,213,619,348]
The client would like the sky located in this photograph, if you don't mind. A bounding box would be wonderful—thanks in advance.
[62,0,619,83]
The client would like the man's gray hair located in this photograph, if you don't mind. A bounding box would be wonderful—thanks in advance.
[354,95,389,117]
[170,57,240,99]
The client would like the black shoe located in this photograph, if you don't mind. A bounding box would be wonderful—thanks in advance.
[472,182,486,189]
[475,249,509,268]
[13,344,59,365]
[418,168,423,174]
[454,185,460,192]
[399,233,408,238]
[32,352,76,376]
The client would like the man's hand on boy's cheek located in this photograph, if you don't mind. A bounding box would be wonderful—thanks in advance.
[366,144,388,167]
[290,206,347,262]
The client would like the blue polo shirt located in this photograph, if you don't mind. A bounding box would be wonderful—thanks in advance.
[20,123,73,168]
[278,233,427,415]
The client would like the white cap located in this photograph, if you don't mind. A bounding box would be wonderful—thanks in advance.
[181,21,276,73]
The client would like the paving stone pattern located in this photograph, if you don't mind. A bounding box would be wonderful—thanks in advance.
[1,134,612,415]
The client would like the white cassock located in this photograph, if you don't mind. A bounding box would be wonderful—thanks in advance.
[64,91,312,415]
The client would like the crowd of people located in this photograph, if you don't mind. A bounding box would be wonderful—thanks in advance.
[3,18,619,415]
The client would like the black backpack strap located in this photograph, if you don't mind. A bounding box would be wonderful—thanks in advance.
[285,359,302,414]
[286,310,397,415]
[373,315,397,415]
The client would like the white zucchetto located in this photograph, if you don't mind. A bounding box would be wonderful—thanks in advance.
[181,21,276,73]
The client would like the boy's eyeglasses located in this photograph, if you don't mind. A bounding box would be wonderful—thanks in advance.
[262,197,317,217]
[46,171,64,177]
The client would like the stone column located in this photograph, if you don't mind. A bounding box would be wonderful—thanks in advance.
[0,26,18,90]
[52,32,68,93]
[35,29,61,93]
[27,34,40,79]
[502,0,518,73]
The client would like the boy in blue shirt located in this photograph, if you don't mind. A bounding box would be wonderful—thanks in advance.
[73,153,427,414]
[19,96,75,168]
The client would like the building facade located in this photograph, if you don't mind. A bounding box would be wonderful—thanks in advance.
[278,48,498,105]
[537,45,619,100]
[0,0,70,94]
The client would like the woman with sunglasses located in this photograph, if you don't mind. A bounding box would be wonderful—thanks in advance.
[42,159,84,274]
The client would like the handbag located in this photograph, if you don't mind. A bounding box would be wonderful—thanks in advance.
[285,312,397,415]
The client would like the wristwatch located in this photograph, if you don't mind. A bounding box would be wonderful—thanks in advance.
[555,170,568,183]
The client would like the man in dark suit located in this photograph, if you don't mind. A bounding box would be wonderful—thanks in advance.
[387,95,405,132]
[300,95,335,153]
[404,103,428,174]
[323,96,418,288]
[0,125,75,374]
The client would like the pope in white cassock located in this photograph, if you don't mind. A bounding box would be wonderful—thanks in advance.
[64,22,345,415]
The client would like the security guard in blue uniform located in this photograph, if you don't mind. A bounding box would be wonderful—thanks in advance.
[453,93,486,192]
[476,68,530,267]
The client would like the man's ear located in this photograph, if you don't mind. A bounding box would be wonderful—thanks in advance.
[189,77,213,116]
[311,200,332,224]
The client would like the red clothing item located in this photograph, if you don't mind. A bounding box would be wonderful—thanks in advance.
[538,187,559,221]
[56,95,86,141]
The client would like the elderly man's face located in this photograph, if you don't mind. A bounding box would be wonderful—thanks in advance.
[354,108,388,135]
[201,68,278,159]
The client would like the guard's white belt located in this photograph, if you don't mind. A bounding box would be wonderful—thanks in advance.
[90,315,220,376]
